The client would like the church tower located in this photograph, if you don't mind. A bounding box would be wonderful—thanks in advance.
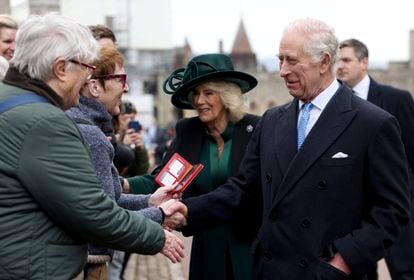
[230,19,257,70]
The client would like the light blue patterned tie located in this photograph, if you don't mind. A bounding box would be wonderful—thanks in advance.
[297,103,313,150]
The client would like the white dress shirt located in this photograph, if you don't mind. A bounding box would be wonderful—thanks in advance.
[298,79,340,136]
[352,74,370,100]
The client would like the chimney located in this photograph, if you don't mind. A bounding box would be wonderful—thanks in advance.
[219,40,224,54]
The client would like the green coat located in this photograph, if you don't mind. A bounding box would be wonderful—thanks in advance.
[0,74,165,280]
[129,115,261,280]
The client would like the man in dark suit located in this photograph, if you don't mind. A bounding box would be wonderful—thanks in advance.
[337,38,414,280]
[166,18,411,279]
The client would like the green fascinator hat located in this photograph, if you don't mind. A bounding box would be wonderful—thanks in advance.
[163,53,258,109]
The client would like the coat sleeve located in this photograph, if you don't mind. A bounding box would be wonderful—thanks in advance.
[394,91,414,182]
[17,115,165,254]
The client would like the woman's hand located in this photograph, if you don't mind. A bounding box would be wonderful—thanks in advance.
[123,129,144,149]
[148,185,180,206]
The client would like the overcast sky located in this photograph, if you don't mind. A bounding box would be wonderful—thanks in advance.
[171,0,414,67]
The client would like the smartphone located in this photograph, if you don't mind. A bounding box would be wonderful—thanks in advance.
[128,120,142,132]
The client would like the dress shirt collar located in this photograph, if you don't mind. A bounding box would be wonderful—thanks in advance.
[352,74,370,100]
[298,79,340,111]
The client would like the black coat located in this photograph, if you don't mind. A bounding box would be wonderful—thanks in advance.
[162,114,262,280]
[184,85,410,280]
[367,77,414,272]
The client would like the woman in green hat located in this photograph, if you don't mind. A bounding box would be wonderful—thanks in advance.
[128,53,261,279]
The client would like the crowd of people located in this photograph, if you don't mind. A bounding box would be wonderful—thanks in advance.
[0,12,413,280]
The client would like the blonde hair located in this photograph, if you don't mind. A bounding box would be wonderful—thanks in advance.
[0,14,18,30]
[190,80,247,123]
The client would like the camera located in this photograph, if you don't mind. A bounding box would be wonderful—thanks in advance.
[122,102,133,114]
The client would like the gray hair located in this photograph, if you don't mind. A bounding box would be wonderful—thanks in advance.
[11,13,99,80]
[284,18,338,67]
[339,38,369,60]
[0,14,18,30]
[190,81,247,123]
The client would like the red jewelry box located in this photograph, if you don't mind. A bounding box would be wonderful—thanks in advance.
[155,153,204,193]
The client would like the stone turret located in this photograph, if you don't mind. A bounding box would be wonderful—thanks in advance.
[230,19,257,70]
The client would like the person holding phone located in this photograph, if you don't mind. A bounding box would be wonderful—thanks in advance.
[112,101,150,179]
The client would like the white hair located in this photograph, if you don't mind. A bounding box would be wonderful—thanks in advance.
[284,18,338,67]
[11,13,99,80]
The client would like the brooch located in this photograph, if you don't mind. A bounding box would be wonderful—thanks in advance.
[246,124,253,133]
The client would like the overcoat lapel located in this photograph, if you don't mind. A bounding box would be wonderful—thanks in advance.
[273,86,358,207]
[367,77,382,106]
[273,100,299,175]
[231,115,258,174]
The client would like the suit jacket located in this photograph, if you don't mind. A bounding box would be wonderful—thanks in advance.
[184,85,410,280]
[367,77,414,272]
[163,114,261,280]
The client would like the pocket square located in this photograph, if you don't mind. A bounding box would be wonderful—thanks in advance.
[332,152,348,159]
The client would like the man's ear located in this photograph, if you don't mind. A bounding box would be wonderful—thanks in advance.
[320,52,332,74]
[53,58,67,82]
[361,57,369,71]
[87,79,100,98]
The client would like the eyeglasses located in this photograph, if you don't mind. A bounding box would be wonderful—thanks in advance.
[94,74,128,88]
[69,59,96,78]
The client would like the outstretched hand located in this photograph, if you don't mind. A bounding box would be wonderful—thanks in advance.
[161,229,185,263]
[159,199,187,230]
[164,200,188,217]
[148,185,180,207]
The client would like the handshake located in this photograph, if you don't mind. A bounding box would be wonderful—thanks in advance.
[147,185,189,263]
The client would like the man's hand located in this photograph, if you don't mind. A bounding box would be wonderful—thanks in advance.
[163,212,187,231]
[159,199,187,230]
[148,185,179,207]
[163,200,188,230]
[164,200,188,217]
[328,253,351,275]
[160,229,185,263]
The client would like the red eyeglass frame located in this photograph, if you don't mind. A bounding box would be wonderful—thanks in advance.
[94,74,128,88]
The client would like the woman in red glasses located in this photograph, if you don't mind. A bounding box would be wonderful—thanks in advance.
[66,46,184,279]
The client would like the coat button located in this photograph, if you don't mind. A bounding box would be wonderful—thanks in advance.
[265,173,272,183]
[301,218,311,228]
[264,252,272,261]
[317,180,327,190]
[299,259,309,269]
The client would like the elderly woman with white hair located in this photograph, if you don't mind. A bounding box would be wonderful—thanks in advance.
[128,53,261,280]
[0,14,183,279]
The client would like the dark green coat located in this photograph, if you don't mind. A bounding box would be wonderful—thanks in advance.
[129,115,261,280]
[0,71,165,280]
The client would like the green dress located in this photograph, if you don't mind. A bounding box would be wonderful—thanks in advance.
[189,123,252,280]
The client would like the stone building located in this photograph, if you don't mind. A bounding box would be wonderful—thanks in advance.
[3,0,414,127]
[156,22,414,126]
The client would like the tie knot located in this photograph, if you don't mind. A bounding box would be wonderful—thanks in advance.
[302,103,313,112]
